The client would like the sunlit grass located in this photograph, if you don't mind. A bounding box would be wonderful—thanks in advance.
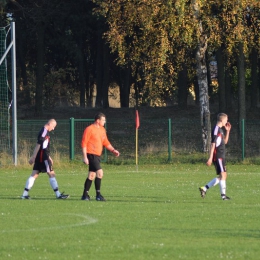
[0,163,259,259]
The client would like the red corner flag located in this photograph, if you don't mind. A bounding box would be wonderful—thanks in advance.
[135,110,140,129]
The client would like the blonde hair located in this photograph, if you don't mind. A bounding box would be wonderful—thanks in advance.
[48,119,57,125]
[217,113,228,122]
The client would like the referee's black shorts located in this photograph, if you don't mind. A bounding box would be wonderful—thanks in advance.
[87,154,101,172]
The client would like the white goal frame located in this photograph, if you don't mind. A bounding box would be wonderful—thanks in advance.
[0,22,17,165]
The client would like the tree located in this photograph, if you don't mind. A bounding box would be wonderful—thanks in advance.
[92,0,182,107]
[3,0,260,120]
[177,64,188,109]
[250,47,258,109]
[7,0,102,110]
[214,1,260,122]
[7,0,65,114]
[92,0,260,151]
[237,42,246,126]
[192,0,211,152]
[216,46,226,112]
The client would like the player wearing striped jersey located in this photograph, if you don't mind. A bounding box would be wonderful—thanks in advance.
[81,112,120,201]
[21,119,69,199]
[199,113,231,200]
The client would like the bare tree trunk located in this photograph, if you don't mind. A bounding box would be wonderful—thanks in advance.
[35,23,45,116]
[206,51,213,102]
[237,42,246,133]
[196,44,211,152]
[250,47,258,109]
[193,75,200,105]
[102,42,110,108]
[225,66,232,112]
[177,64,188,109]
[86,76,95,108]
[193,0,211,152]
[16,22,29,104]
[216,46,226,112]
[95,24,103,108]
[77,45,86,108]
[119,65,131,108]
[259,57,260,104]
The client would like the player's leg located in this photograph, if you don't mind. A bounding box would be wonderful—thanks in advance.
[82,154,105,201]
[217,158,230,200]
[199,177,220,197]
[199,161,220,198]
[219,170,230,200]
[82,171,96,200]
[200,159,230,200]
[45,160,69,199]
[47,171,69,199]
[95,169,105,201]
[82,154,97,200]
[21,170,39,199]
[90,155,105,201]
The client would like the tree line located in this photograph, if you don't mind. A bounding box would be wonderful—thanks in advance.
[0,0,260,149]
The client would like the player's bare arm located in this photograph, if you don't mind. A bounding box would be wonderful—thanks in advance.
[107,144,120,157]
[224,122,231,144]
[49,156,53,165]
[206,143,215,166]
[82,147,89,164]
[29,144,41,165]
[112,149,120,157]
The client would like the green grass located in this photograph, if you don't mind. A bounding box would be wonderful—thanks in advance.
[0,163,260,259]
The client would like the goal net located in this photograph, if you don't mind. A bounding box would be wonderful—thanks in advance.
[0,25,11,152]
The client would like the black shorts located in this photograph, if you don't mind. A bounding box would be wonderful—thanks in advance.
[87,154,101,172]
[213,158,226,175]
[33,159,53,173]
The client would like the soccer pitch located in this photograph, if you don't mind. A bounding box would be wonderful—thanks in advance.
[0,163,259,260]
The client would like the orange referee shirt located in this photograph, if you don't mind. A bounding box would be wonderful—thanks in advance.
[81,124,111,156]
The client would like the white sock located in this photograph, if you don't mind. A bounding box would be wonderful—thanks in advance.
[206,178,220,189]
[49,177,61,197]
[219,180,226,196]
[22,176,35,196]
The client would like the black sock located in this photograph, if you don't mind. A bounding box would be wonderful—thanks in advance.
[95,177,101,196]
[83,178,92,197]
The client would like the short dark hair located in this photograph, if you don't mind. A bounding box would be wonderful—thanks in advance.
[94,112,106,121]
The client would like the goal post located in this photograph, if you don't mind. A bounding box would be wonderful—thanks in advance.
[0,21,16,165]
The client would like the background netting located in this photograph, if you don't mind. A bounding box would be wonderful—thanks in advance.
[10,118,260,161]
[1,117,260,165]
[0,26,10,152]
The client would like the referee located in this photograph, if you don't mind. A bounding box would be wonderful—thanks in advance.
[81,112,120,201]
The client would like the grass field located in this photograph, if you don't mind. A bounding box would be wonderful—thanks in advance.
[0,162,260,260]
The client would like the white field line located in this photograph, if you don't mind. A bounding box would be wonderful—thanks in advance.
[0,214,97,233]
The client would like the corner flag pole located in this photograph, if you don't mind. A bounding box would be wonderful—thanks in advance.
[135,110,140,169]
